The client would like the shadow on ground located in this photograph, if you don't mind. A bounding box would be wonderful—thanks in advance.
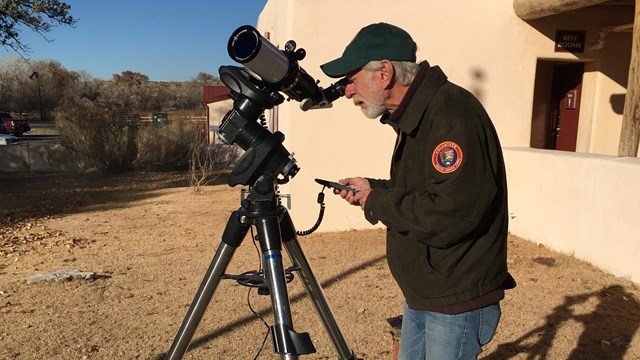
[483,285,640,360]
[0,171,228,224]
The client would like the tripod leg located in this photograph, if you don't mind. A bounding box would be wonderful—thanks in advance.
[280,212,357,360]
[255,215,315,359]
[165,210,249,360]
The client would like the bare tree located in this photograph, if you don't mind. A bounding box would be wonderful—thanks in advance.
[618,0,640,157]
[0,0,76,56]
[189,141,239,193]
[191,72,221,86]
[0,58,79,114]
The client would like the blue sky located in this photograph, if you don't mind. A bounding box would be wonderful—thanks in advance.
[0,0,269,82]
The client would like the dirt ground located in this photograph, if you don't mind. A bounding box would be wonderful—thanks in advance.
[1,171,639,360]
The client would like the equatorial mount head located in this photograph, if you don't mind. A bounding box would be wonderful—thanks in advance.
[217,66,299,187]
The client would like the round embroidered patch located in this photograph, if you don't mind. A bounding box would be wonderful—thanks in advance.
[432,141,463,174]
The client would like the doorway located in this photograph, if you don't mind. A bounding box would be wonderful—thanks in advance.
[530,61,585,152]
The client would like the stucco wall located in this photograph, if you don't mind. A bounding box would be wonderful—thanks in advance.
[257,2,630,152]
[254,0,634,226]
[505,147,640,283]
[248,1,639,282]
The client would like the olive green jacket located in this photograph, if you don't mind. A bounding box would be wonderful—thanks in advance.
[364,64,512,307]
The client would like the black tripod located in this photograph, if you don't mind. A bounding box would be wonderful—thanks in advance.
[165,174,356,359]
[164,29,353,356]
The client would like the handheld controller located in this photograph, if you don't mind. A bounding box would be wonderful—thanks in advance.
[315,178,359,194]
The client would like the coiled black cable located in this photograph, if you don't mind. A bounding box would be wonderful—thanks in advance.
[296,190,326,236]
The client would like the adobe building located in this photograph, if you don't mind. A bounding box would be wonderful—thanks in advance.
[218,0,639,282]
[203,86,231,144]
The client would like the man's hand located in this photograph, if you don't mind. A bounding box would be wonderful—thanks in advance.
[334,177,371,209]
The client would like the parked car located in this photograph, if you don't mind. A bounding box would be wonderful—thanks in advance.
[0,133,20,145]
[0,111,31,136]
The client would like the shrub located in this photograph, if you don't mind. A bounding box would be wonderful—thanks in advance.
[190,143,240,192]
[55,99,137,173]
[134,118,199,171]
[55,101,237,178]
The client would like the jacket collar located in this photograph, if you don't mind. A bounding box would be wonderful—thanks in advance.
[381,63,448,133]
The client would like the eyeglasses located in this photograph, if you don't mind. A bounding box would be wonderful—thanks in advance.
[345,69,366,85]
[345,67,380,85]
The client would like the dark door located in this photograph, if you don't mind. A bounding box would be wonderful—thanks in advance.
[546,63,584,151]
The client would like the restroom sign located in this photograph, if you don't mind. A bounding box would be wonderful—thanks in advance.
[555,30,586,53]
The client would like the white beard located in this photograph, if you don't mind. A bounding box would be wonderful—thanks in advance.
[361,100,387,119]
[358,82,388,119]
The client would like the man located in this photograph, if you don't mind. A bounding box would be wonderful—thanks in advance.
[320,23,515,360]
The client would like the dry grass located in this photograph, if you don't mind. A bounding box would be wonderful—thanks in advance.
[0,171,639,359]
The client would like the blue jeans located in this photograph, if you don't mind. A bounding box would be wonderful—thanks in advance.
[398,301,501,360]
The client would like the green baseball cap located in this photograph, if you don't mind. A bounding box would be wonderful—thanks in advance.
[321,22,417,78]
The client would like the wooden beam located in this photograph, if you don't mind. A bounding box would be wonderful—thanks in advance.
[618,0,640,156]
[513,0,610,19]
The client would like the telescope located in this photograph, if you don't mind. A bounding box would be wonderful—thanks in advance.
[227,24,346,111]
[216,25,346,186]
[165,25,357,360]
